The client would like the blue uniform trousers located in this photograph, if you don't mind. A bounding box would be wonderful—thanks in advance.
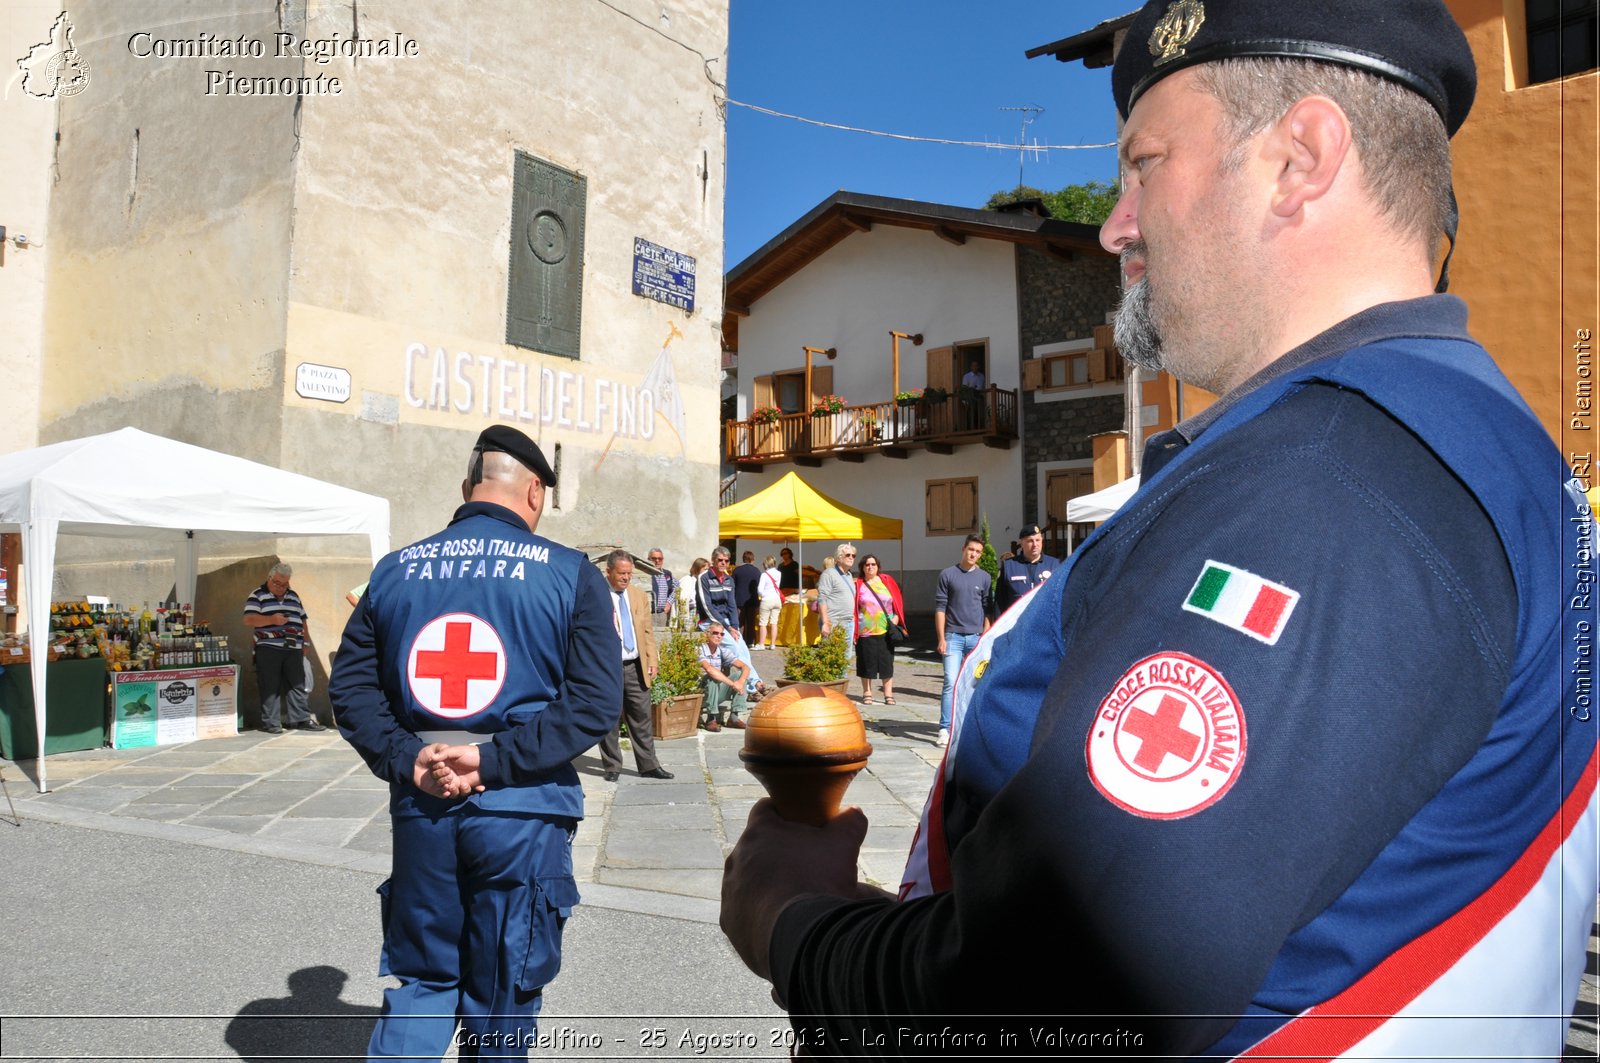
[370,807,579,1061]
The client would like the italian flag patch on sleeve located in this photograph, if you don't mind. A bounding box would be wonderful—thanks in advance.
[1182,560,1300,646]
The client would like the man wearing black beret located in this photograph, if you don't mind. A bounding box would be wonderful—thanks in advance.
[722,0,1597,1056]
[331,424,618,1057]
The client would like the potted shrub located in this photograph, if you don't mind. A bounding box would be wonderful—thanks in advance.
[751,405,783,424]
[894,388,924,409]
[777,625,852,692]
[649,627,705,740]
[920,385,948,403]
[811,394,846,417]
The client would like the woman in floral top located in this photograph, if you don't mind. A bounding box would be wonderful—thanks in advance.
[853,554,905,706]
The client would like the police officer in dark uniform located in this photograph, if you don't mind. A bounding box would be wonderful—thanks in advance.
[994,522,1059,614]
[330,425,618,1060]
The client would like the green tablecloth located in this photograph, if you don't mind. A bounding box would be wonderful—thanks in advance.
[0,658,109,759]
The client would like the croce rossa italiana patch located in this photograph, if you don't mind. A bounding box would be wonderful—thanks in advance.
[1085,651,1246,818]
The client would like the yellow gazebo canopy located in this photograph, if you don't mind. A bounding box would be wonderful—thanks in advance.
[719,471,903,541]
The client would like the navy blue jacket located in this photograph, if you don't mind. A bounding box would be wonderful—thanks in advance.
[995,553,1059,614]
[330,502,619,820]
[770,297,1595,1056]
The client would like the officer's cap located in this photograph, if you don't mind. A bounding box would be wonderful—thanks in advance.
[472,424,557,487]
[1113,0,1477,136]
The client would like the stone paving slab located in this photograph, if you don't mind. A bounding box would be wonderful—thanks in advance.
[346,823,393,856]
[602,829,726,870]
[860,850,911,889]
[597,867,723,900]
[282,791,388,819]
[117,803,195,822]
[133,748,237,767]
[257,818,366,848]
[128,786,235,806]
[185,814,270,835]
[609,782,710,806]
[26,786,145,812]
[610,801,718,830]
[72,768,189,788]
[709,782,767,801]
[272,759,361,781]
[172,771,259,787]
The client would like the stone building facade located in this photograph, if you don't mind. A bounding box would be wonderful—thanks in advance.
[1016,246,1124,524]
[1,0,729,712]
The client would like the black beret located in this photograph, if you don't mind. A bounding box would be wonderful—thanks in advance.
[1112,0,1477,136]
[473,424,557,487]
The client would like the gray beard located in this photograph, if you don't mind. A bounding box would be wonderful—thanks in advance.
[1112,277,1166,374]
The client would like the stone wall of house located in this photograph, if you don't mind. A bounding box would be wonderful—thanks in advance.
[1015,246,1125,520]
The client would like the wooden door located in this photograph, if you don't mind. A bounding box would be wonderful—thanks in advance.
[1045,468,1097,555]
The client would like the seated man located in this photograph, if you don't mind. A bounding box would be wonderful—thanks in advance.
[698,622,750,733]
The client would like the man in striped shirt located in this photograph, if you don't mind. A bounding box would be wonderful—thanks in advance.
[243,562,323,734]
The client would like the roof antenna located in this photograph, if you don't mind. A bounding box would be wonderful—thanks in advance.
[1000,105,1046,188]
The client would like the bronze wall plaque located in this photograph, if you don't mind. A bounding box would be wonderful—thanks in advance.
[507,151,587,358]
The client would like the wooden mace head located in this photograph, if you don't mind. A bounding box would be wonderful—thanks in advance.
[739,684,873,827]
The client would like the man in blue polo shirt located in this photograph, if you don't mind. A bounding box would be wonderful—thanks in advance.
[931,535,990,748]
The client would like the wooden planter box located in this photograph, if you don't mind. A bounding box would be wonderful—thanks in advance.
[774,677,851,694]
[753,421,782,456]
[652,692,702,741]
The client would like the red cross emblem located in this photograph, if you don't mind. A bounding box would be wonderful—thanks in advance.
[1122,694,1202,773]
[407,613,506,719]
[1086,651,1247,819]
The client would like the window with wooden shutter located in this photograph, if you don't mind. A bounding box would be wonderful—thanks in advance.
[926,476,978,536]
[1023,359,1044,392]
[1035,351,1092,390]
[774,370,805,413]
[809,365,834,406]
[926,347,955,394]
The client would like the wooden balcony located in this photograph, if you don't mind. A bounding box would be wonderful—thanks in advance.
[724,387,1018,469]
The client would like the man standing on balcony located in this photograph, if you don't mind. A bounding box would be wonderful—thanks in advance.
[960,358,985,429]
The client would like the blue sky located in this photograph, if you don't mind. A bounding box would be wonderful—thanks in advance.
[724,0,1137,268]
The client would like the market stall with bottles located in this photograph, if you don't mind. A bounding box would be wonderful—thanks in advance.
[0,428,390,789]
[0,598,240,756]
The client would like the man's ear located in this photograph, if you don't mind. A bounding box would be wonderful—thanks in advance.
[461,478,473,504]
[1268,95,1353,219]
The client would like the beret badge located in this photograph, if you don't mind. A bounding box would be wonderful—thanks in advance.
[1149,0,1206,65]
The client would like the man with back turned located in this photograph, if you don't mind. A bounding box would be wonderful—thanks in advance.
[331,424,618,1059]
[720,1,1598,1056]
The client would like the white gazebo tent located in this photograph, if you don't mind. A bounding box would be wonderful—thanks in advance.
[1065,475,1142,525]
[0,428,391,790]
